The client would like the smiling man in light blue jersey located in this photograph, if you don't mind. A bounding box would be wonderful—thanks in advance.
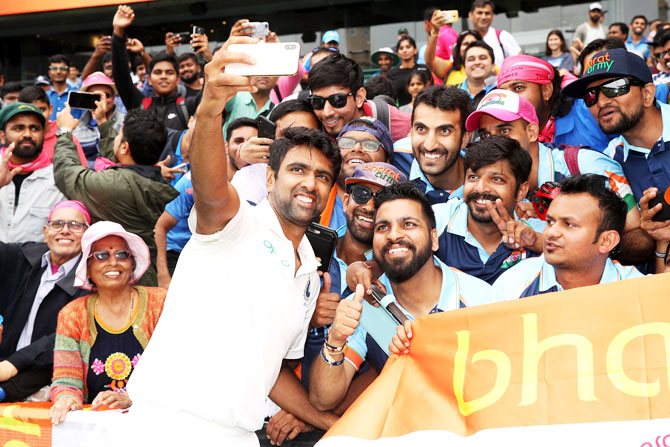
[309,181,492,412]
[493,174,643,300]
[405,86,473,205]
[433,135,541,284]
[470,88,654,264]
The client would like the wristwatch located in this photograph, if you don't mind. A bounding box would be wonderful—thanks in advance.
[56,127,72,137]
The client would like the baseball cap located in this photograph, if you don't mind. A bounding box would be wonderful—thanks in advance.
[34,75,50,86]
[0,102,47,130]
[465,89,539,131]
[497,55,555,88]
[589,2,603,11]
[397,27,409,35]
[338,117,395,160]
[322,30,340,44]
[81,71,117,96]
[561,48,653,98]
[371,47,400,67]
[345,162,407,189]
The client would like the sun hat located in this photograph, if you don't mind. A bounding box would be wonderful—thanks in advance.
[371,47,400,68]
[74,221,150,291]
[81,71,117,96]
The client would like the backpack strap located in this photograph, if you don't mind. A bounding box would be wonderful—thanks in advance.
[141,96,153,110]
[563,145,581,175]
[371,97,391,131]
[176,97,189,129]
[273,85,283,103]
[495,28,506,58]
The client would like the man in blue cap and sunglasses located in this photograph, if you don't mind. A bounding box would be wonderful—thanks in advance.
[563,48,667,264]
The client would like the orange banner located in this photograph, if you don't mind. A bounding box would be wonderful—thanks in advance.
[0,402,52,447]
[324,273,670,440]
[0,0,151,17]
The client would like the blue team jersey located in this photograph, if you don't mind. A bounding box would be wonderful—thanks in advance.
[433,199,539,284]
[526,142,636,232]
[409,157,464,204]
[164,171,194,252]
[344,256,493,372]
[492,255,644,300]
[392,136,414,178]
[554,99,617,152]
[604,102,670,203]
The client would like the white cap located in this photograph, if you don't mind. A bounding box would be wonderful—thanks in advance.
[589,2,603,11]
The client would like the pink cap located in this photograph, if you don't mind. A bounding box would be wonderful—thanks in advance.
[497,55,554,87]
[465,89,539,131]
[81,71,117,96]
[48,200,91,225]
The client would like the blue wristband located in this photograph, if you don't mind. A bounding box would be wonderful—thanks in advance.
[320,346,344,366]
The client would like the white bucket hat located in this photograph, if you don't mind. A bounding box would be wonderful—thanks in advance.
[74,221,150,291]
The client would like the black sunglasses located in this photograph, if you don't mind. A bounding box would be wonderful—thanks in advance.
[347,184,379,204]
[584,77,644,107]
[89,250,132,261]
[307,92,353,110]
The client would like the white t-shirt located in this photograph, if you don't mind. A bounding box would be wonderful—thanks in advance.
[482,27,522,67]
[126,199,320,446]
[231,163,269,205]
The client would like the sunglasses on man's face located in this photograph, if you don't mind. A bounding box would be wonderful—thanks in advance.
[347,184,379,205]
[49,66,68,72]
[90,250,132,261]
[307,92,353,110]
[584,77,644,107]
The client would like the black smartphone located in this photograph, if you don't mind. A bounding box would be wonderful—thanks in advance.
[192,26,205,35]
[256,116,276,139]
[648,186,670,222]
[67,91,101,110]
[306,222,338,273]
[175,31,191,43]
[370,286,408,325]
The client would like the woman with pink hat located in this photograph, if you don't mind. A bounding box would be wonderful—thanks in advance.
[49,221,166,425]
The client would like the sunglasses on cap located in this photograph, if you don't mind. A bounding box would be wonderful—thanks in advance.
[347,184,380,205]
[89,250,132,261]
[337,136,383,153]
[584,77,644,107]
[530,181,561,221]
[307,92,353,110]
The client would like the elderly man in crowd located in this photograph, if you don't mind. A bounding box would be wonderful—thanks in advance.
[0,200,89,401]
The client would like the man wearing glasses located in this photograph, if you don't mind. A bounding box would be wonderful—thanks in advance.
[46,55,81,121]
[307,53,410,142]
[0,200,89,402]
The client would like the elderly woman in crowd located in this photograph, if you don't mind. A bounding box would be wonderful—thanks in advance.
[50,221,166,425]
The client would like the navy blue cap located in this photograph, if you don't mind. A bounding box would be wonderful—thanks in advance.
[562,48,653,98]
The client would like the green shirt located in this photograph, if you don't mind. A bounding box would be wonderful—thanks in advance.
[222,91,274,139]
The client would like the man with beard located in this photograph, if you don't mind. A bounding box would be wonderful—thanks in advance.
[124,38,342,445]
[0,102,65,242]
[572,2,606,47]
[319,118,392,230]
[562,48,667,207]
[177,53,203,97]
[302,162,406,388]
[493,174,643,299]
[432,135,540,284]
[471,89,654,264]
[309,181,491,412]
[407,85,473,204]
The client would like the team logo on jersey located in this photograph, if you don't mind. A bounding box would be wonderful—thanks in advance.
[500,249,528,269]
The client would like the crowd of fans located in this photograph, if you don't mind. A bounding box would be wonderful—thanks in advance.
[1,0,670,444]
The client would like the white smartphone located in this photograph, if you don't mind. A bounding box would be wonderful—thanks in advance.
[172,162,189,170]
[225,42,300,77]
